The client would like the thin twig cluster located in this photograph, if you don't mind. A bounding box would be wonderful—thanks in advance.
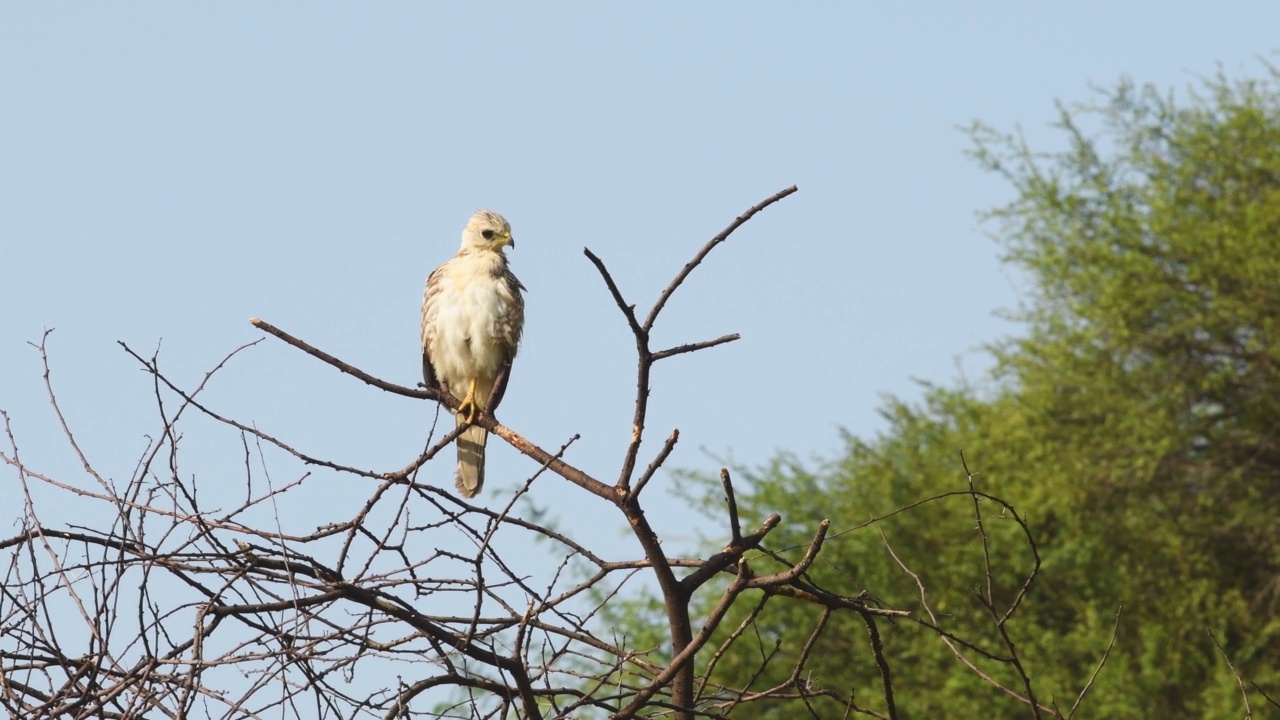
[1,188,1115,719]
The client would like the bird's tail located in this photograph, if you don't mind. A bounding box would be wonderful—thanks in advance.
[455,417,487,498]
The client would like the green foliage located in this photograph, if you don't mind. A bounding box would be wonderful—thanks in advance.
[959,69,1280,717]
[625,66,1280,717]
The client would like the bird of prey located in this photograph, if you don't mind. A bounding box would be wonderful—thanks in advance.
[421,210,526,497]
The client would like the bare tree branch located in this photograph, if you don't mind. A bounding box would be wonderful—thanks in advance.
[0,186,1074,720]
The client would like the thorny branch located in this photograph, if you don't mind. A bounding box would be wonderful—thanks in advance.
[2,187,1071,719]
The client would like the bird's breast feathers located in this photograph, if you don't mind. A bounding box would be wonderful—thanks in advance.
[424,254,523,387]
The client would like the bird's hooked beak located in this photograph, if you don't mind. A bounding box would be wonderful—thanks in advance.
[502,231,515,249]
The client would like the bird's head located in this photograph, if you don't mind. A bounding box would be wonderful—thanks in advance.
[461,210,515,252]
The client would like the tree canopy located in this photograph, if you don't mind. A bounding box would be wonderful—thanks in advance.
[673,67,1280,717]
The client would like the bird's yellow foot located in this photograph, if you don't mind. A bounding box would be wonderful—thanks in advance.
[458,379,481,424]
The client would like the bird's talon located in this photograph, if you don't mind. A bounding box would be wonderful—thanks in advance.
[459,401,479,424]
[458,378,481,424]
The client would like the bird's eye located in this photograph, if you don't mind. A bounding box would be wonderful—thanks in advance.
[481,229,495,240]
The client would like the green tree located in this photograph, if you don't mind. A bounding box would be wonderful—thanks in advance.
[665,67,1280,717]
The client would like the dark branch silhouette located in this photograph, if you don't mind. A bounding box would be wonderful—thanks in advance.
[0,187,1110,719]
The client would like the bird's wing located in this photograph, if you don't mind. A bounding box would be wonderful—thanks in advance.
[486,267,525,413]
[421,264,446,390]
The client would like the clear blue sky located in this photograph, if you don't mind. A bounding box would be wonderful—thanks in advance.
[2,0,1276,618]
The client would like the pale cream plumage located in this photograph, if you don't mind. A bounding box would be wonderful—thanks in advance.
[421,210,525,497]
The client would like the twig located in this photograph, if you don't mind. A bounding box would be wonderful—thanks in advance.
[582,248,644,340]
[695,594,771,703]
[1250,681,1280,711]
[642,185,798,333]
[249,318,435,401]
[745,520,829,588]
[859,610,897,720]
[721,468,742,544]
[679,514,781,594]
[879,526,1057,716]
[960,451,994,607]
[651,334,741,362]
[1210,631,1253,719]
[1067,605,1121,719]
[632,429,680,499]
[121,341,389,481]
